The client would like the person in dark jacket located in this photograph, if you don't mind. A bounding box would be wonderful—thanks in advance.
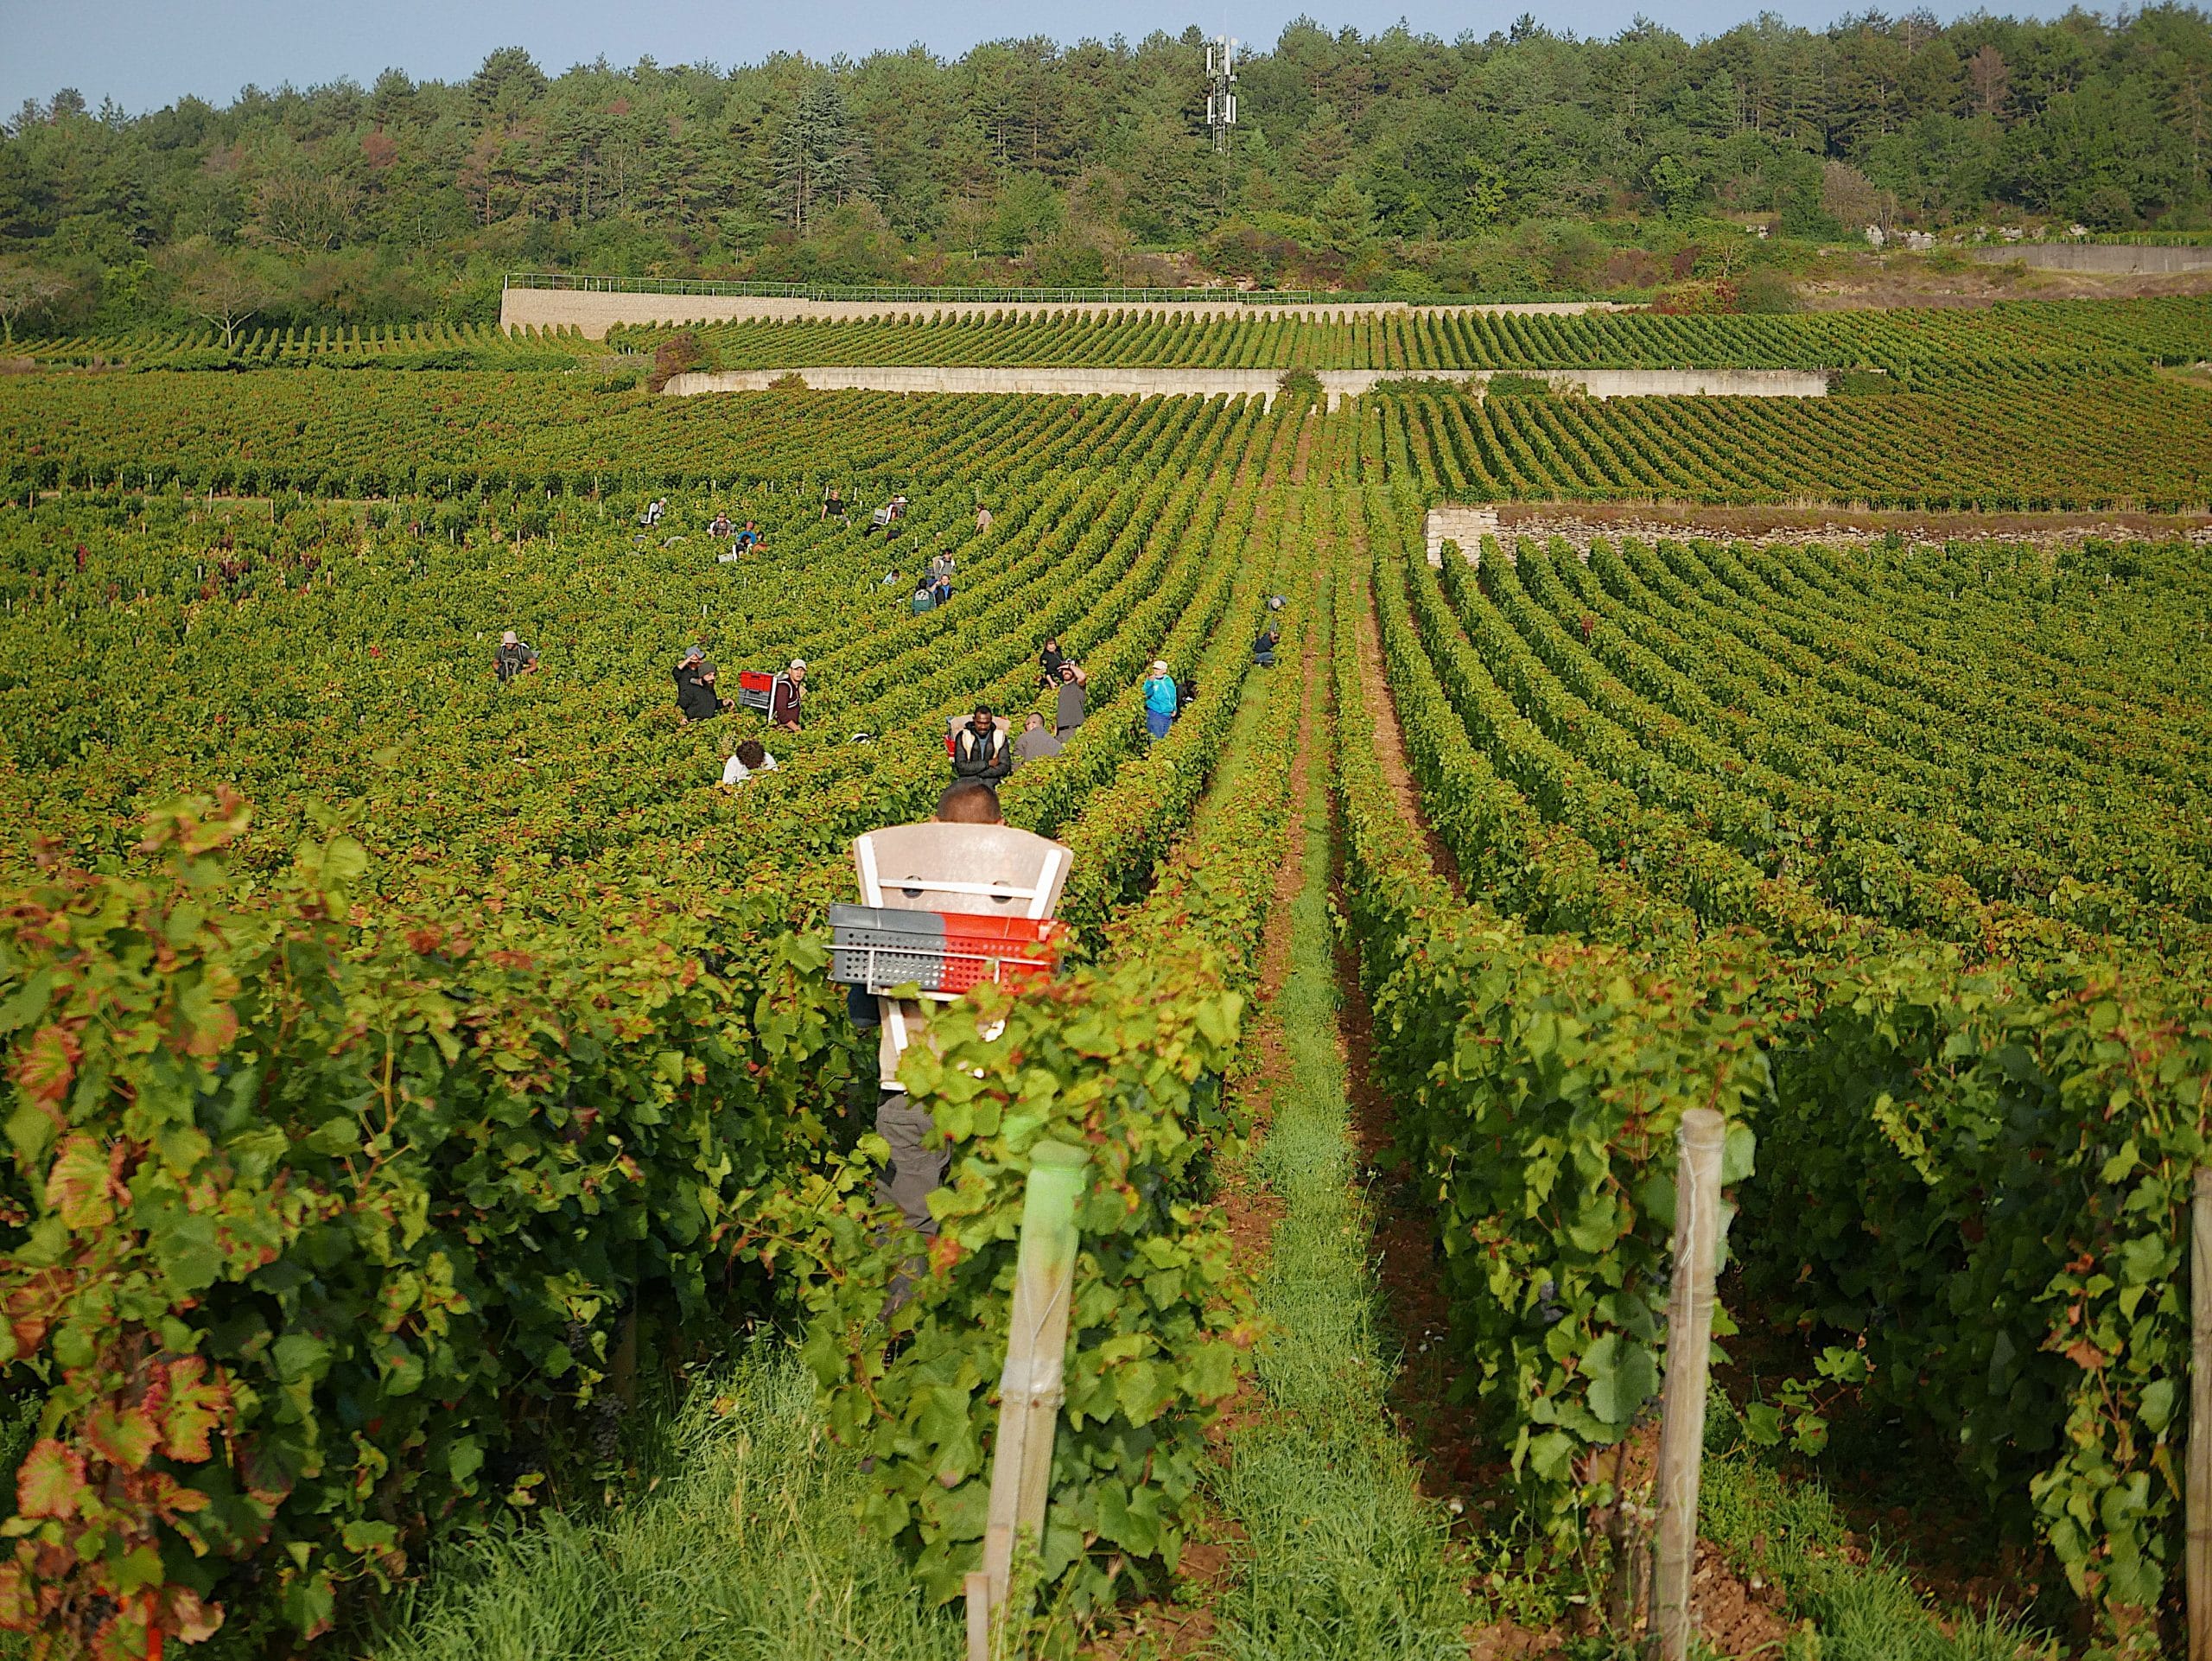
[951,707,1012,784]
[1038,638,1066,686]
[494,629,539,683]
[1254,625,1281,668]
[673,646,721,723]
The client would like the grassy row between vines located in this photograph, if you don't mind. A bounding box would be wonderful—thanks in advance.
[1208,615,1476,1661]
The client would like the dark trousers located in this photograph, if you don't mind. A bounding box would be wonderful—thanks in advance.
[874,1093,946,1237]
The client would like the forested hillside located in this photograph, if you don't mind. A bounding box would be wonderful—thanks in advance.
[1,8,2209,334]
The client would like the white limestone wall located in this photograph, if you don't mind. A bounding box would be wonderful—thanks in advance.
[503,285,1630,340]
[1424,506,1503,566]
[664,365,1828,408]
[665,366,1289,402]
[1963,244,2212,274]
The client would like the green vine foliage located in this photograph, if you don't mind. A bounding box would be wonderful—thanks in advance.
[781,953,1253,1617]
[0,798,848,1656]
[1363,915,1768,1529]
[1334,577,1769,1542]
[1348,512,2212,1647]
[1749,952,2212,1637]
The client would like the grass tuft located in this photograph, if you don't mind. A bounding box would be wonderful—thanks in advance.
[374,1347,961,1661]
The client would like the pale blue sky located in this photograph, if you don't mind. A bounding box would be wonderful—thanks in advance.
[4,0,2088,118]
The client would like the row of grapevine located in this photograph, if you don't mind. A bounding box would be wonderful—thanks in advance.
[16,322,590,372]
[1351,487,2212,1649]
[796,472,1315,1612]
[1367,377,2212,509]
[17,296,2209,382]
[0,375,1295,503]
[1428,542,2212,953]
[1532,537,2212,930]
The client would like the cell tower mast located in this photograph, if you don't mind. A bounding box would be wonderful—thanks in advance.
[1205,35,1238,152]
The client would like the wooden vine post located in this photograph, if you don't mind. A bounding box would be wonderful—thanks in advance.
[2190,1166,2212,1661]
[1651,1108,1727,1661]
[964,1139,1091,1661]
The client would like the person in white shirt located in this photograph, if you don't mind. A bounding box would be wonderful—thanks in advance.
[721,736,778,787]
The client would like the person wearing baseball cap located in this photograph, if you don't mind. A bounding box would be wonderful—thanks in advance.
[1142,659,1178,741]
[770,658,806,732]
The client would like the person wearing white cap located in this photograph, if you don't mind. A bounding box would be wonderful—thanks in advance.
[770,658,806,732]
[1141,659,1178,741]
[493,629,538,683]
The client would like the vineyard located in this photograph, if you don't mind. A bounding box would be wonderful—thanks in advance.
[603,296,2212,385]
[18,296,2212,387]
[7,366,2212,511]
[2,304,2212,1661]
[10,323,591,374]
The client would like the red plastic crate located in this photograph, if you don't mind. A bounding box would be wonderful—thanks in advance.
[937,913,1068,994]
[830,905,1068,996]
[735,670,775,713]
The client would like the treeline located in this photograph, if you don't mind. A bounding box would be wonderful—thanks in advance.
[0,8,2209,332]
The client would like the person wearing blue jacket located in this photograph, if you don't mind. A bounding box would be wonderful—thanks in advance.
[1142,659,1178,741]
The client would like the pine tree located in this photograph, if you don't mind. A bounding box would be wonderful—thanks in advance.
[770,80,875,232]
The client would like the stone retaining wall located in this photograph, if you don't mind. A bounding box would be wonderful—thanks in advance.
[663,365,1828,408]
[501,285,1629,339]
[1963,244,2212,274]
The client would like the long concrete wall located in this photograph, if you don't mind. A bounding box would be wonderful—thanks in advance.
[663,365,1827,409]
[502,285,1628,339]
[1964,243,2212,273]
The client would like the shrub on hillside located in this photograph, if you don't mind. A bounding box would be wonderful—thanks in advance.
[1484,372,1553,398]
[1275,366,1324,410]
[645,330,713,393]
[1737,266,1803,314]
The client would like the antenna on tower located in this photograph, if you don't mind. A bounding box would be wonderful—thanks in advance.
[1205,34,1238,152]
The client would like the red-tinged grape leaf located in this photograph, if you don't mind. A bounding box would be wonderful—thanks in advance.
[43,1134,117,1229]
[926,1232,965,1276]
[165,1585,225,1644]
[0,1560,33,1626]
[15,1024,79,1107]
[162,1359,231,1462]
[16,1439,86,1519]
[85,1402,161,1471]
